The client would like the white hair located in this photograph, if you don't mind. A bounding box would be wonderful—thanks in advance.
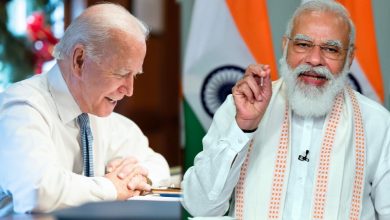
[285,0,355,50]
[52,3,149,62]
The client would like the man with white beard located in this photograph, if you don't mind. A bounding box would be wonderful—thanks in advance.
[182,1,390,219]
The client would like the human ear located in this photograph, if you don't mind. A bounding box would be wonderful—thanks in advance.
[282,36,288,51]
[72,44,85,78]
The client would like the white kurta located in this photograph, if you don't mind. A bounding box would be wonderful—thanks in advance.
[0,64,170,215]
[182,79,390,219]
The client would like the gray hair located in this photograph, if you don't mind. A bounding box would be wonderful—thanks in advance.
[52,3,149,62]
[285,0,355,51]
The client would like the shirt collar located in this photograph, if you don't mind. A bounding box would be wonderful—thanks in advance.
[48,63,82,124]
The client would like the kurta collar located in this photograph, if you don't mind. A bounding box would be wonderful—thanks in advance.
[47,63,82,124]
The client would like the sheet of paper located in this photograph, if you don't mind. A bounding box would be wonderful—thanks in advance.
[129,194,182,202]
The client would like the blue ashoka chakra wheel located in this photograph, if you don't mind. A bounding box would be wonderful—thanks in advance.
[201,65,245,118]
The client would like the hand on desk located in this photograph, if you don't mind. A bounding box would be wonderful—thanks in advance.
[105,156,152,200]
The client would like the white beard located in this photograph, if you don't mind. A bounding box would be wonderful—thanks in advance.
[279,56,349,117]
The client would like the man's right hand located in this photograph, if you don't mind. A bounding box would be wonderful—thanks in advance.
[105,157,151,200]
[232,64,272,131]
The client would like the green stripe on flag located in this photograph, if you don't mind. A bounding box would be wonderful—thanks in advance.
[183,98,206,171]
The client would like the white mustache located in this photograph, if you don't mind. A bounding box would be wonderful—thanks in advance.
[292,64,335,81]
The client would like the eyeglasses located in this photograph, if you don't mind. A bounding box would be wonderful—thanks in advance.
[287,37,349,60]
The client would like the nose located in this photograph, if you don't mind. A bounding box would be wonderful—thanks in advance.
[118,76,134,97]
[304,45,325,67]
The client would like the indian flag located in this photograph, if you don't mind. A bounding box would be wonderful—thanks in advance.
[336,0,384,102]
[182,0,277,170]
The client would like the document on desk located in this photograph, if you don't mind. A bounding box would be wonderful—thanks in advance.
[129,187,182,202]
[151,186,181,196]
[129,194,182,202]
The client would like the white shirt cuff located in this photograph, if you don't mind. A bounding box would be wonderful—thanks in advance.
[223,119,254,153]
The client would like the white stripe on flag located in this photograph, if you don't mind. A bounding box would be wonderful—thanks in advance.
[183,0,256,130]
[349,60,380,102]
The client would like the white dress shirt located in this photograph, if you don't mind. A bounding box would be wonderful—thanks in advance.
[182,93,390,219]
[283,114,325,220]
[0,64,170,215]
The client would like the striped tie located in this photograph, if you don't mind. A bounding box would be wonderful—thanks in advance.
[77,113,94,177]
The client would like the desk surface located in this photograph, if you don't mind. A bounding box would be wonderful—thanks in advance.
[3,214,54,220]
[55,200,181,219]
[4,199,182,220]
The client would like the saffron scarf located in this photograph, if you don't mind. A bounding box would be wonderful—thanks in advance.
[235,79,365,219]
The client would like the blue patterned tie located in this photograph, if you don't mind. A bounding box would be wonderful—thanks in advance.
[78,113,94,177]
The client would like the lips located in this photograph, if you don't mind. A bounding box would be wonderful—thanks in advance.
[106,97,120,104]
[298,71,328,86]
[300,71,327,79]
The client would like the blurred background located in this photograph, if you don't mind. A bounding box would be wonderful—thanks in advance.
[1,0,390,182]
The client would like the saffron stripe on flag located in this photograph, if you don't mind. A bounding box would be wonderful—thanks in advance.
[338,0,384,102]
[226,0,278,80]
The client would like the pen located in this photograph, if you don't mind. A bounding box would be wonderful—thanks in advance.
[158,193,182,198]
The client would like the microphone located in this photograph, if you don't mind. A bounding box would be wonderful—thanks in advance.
[298,150,309,162]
